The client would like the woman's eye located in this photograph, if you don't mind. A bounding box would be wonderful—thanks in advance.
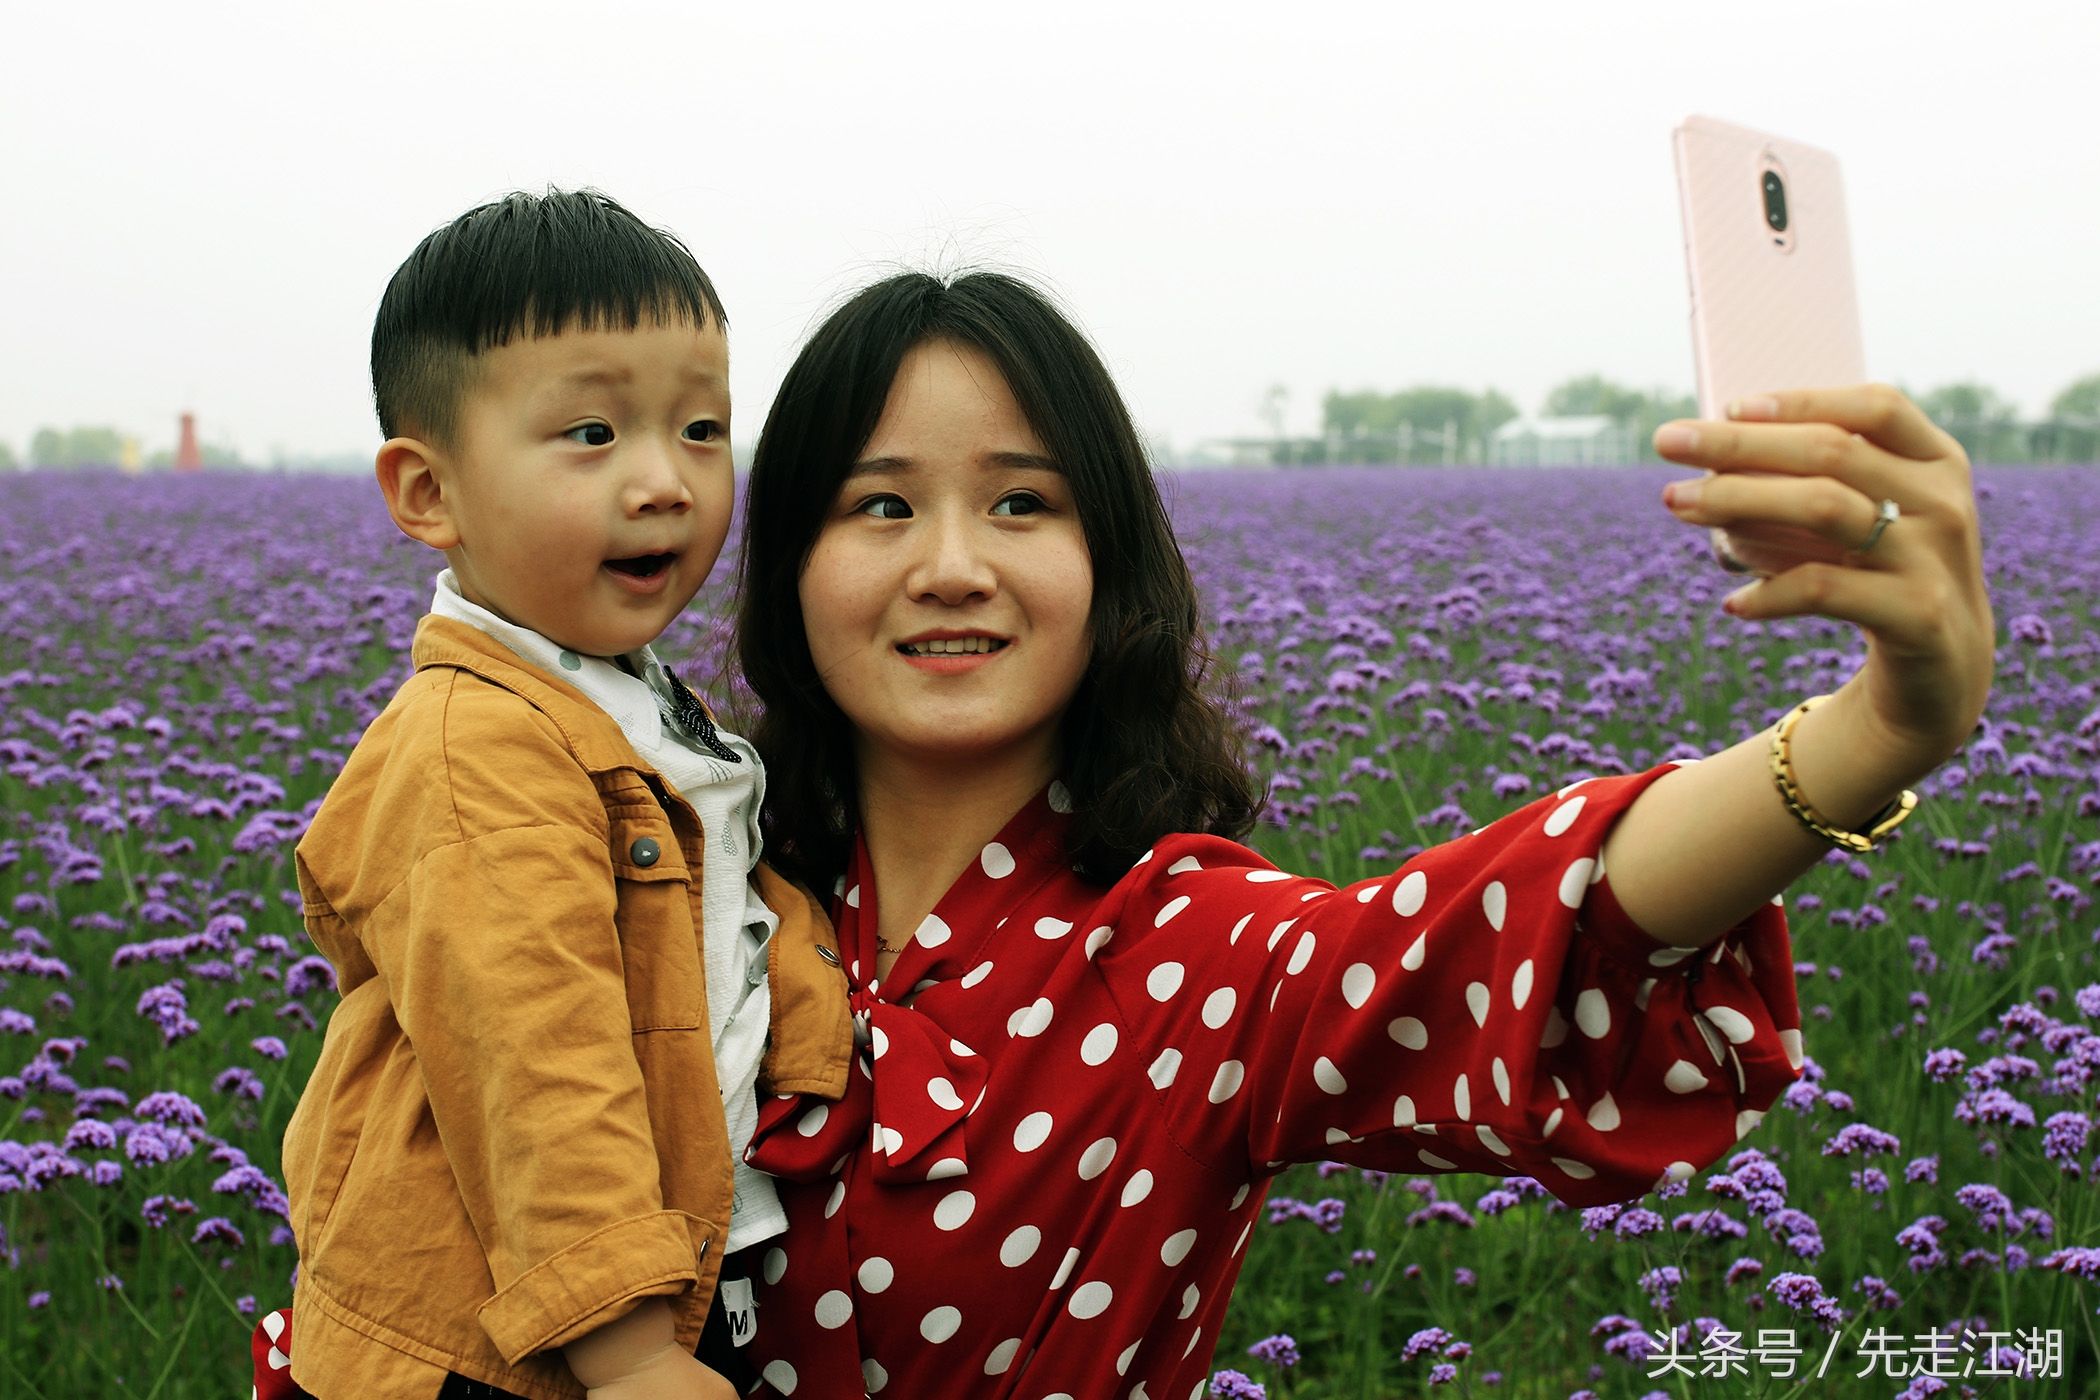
[852,495,912,520]
[564,423,614,447]
[683,420,722,443]
[990,492,1046,517]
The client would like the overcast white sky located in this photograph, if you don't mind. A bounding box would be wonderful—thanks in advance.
[4,0,2095,464]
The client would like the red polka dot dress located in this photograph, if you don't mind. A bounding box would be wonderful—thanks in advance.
[739,764,1803,1398]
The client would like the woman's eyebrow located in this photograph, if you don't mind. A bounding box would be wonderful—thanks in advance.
[985,451,1064,474]
[846,456,911,479]
[846,452,1065,477]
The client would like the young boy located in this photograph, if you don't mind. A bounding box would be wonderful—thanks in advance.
[268,190,849,1399]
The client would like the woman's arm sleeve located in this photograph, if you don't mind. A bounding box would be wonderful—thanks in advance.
[1093,762,1802,1207]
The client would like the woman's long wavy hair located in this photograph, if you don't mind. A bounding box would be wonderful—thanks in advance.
[735,270,1263,891]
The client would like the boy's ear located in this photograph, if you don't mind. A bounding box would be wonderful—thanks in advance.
[375,437,461,551]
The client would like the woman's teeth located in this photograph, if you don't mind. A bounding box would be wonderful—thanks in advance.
[901,638,1005,656]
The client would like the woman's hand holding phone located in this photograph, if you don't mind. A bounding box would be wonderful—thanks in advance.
[1653,384,1995,777]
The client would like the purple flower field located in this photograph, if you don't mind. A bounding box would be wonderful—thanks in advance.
[1,464,2096,1397]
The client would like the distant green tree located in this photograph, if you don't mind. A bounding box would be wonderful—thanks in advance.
[1919,381,2022,463]
[1321,386,1522,464]
[1644,390,1698,424]
[1386,387,1474,433]
[1533,379,1695,461]
[1320,390,1389,437]
[1542,374,1650,424]
[0,440,16,471]
[1320,390,1393,463]
[63,426,124,466]
[1628,389,1697,455]
[1474,388,1519,440]
[27,425,128,468]
[2049,372,2100,462]
[1257,384,1289,437]
[1394,387,1493,464]
[2054,373,2100,420]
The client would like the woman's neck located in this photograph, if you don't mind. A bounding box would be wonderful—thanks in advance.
[855,741,1058,960]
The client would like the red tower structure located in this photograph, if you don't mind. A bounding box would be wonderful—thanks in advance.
[175,412,202,472]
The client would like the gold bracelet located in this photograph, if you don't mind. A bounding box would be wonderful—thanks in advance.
[1768,695,1919,855]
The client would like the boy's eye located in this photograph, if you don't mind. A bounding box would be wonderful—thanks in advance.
[564,423,614,447]
[852,494,912,520]
[683,420,722,443]
[990,492,1046,517]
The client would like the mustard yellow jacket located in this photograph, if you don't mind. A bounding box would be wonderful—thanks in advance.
[281,616,851,1399]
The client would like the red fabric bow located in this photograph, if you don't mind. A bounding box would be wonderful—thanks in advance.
[749,833,990,1183]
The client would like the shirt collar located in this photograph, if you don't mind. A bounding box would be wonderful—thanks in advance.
[428,569,664,751]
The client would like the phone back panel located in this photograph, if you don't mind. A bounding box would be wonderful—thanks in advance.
[1675,116,1865,417]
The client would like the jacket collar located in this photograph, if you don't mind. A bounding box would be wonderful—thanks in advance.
[410,614,673,782]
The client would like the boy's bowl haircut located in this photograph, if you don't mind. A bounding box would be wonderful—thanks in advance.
[371,188,729,448]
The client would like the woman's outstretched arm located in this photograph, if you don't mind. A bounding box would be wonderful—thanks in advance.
[1600,384,1996,949]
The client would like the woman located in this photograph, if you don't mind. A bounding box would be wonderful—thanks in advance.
[256,271,1991,1396]
[722,272,1991,1396]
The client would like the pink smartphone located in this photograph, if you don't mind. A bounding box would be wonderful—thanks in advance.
[1674,115,1867,576]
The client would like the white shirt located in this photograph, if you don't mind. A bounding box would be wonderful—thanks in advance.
[430,569,787,1252]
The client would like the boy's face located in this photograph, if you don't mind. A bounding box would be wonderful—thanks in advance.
[436,316,732,657]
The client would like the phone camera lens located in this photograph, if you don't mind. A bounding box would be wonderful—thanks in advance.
[1761,170,1790,232]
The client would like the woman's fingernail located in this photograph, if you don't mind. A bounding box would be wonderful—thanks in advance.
[1727,395,1780,420]
[1722,583,1756,615]
[1655,424,1699,454]
[1664,479,1703,508]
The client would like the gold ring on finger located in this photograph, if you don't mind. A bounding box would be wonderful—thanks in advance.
[1857,497,1899,553]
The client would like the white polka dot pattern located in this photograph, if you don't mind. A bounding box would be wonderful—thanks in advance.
[1543,794,1586,836]
[1070,1280,1114,1318]
[1000,1224,1042,1266]
[730,768,1801,1400]
[1481,881,1507,931]
[933,1189,975,1230]
[1147,962,1185,1000]
[1147,1048,1183,1090]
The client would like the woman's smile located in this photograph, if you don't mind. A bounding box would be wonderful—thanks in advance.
[896,628,1013,671]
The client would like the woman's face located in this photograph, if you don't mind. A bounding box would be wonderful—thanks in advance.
[798,338,1094,784]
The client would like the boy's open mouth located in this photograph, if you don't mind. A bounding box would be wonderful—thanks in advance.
[605,552,677,579]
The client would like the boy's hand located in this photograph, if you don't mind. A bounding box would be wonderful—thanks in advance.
[568,1298,740,1399]
[584,1347,738,1400]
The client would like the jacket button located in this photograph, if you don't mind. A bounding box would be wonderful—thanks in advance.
[816,945,841,967]
[629,837,661,867]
